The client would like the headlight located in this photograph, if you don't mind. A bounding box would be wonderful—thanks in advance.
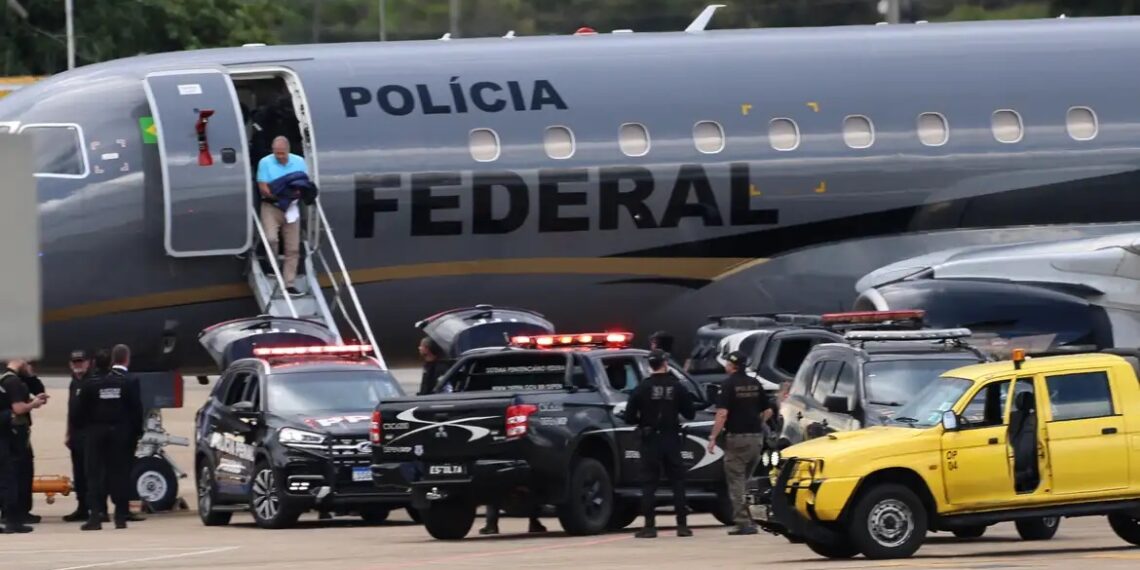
[761,453,771,468]
[770,450,781,466]
[278,428,325,446]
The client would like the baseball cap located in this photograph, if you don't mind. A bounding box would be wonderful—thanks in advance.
[647,349,668,369]
[725,350,748,367]
[70,349,88,362]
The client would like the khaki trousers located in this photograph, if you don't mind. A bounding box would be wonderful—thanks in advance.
[724,433,764,528]
[260,202,300,287]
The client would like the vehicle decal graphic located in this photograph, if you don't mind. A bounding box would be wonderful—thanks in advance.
[585,421,722,471]
[386,407,498,444]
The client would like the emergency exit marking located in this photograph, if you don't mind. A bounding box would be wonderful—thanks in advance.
[749,184,761,197]
[741,103,753,116]
[178,84,203,96]
[806,102,820,112]
[815,181,827,193]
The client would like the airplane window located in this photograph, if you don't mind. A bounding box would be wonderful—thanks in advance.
[991,110,1024,144]
[693,121,725,154]
[544,126,575,159]
[469,128,501,162]
[843,115,874,149]
[20,125,86,177]
[1066,107,1098,141]
[619,123,650,157]
[769,118,799,151]
[917,113,949,146]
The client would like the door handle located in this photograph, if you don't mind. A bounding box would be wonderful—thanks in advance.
[988,438,999,445]
[1103,427,1118,435]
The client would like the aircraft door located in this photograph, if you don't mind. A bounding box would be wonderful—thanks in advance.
[143,69,252,257]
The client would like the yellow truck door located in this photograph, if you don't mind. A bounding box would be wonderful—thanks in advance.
[942,378,1014,507]
[1043,369,1128,495]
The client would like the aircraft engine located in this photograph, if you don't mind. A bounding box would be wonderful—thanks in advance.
[853,232,1140,353]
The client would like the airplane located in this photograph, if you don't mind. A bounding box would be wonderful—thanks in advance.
[5,8,1140,375]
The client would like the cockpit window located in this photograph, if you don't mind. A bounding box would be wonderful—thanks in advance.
[20,124,87,177]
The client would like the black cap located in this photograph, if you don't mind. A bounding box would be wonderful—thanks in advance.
[647,349,668,369]
[69,349,88,362]
[725,350,748,367]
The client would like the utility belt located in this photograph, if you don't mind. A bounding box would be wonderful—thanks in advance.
[637,425,686,437]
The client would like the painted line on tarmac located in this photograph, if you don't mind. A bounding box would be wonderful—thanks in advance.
[369,535,633,569]
[48,546,240,570]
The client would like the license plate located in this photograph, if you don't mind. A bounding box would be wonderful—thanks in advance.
[750,504,771,522]
[427,463,467,477]
[352,467,373,482]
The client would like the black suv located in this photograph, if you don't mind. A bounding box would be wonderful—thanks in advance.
[778,327,989,447]
[193,317,408,529]
[686,313,844,389]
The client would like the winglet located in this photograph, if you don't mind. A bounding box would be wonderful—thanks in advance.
[685,4,726,33]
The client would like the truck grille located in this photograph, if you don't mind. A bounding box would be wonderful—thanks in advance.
[329,437,371,458]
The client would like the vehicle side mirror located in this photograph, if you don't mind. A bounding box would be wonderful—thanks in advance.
[942,410,959,431]
[824,395,850,415]
[231,401,258,417]
[705,383,721,405]
[197,375,210,386]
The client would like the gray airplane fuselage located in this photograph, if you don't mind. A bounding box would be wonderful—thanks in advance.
[4,17,1140,372]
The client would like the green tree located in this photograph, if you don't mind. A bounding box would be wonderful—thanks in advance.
[2,0,285,75]
[1050,0,1140,16]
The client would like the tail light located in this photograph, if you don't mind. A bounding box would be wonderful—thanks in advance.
[370,410,382,444]
[505,404,538,439]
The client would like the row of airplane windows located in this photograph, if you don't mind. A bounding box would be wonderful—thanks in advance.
[468,107,1103,162]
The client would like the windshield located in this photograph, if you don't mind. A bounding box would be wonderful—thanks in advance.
[864,358,978,407]
[892,377,973,427]
[267,370,404,415]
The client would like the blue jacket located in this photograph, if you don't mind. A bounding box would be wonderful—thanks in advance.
[267,171,319,211]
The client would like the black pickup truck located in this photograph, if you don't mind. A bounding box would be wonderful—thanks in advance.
[371,331,747,540]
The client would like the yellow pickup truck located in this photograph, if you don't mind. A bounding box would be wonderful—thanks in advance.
[753,349,1140,559]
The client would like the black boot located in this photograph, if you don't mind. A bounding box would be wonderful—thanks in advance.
[63,510,89,523]
[478,523,499,535]
[81,517,103,531]
[635,526,657,539]
[676,516,692,537]
[528,518,547,533]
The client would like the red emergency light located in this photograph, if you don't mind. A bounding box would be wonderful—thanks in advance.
[820,310,925,325]
[510,332,633,349]
[253,344,374,357]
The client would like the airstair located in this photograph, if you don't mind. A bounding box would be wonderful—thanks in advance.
[248,200,386,368]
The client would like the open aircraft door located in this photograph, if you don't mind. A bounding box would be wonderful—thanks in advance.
[143,68,253,257]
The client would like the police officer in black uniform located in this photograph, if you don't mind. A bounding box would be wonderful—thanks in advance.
[64,350,96,522]
[417,337,447,396]
[74,349,143,530]
[624,349,698,538]
[0,359,47,533]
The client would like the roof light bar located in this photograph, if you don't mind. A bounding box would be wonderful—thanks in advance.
[253,344,373,357]
[822,310,925,325]
[511,332,633,349]
[844,328,973,342]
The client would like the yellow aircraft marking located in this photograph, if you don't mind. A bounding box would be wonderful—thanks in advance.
[749,184,761,197]
[806,101,820,112]
[815,181,827,194]
[741,103,753,116]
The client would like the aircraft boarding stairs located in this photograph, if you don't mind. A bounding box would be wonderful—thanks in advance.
[247,200,382,359]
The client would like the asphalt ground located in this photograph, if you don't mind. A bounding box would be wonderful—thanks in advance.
[4,372,1140,569]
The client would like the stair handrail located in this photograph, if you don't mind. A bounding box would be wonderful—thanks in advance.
[311,245,366,345]
[314,199,384,368]
[251,208,298,319]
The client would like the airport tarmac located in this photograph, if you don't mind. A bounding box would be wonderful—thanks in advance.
[6,373,1140,569]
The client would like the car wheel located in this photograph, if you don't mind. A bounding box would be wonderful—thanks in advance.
[250,462,301,529]
[406,506,423,523]
[132,455,179,512]
[952,525,987,539]
[805,538,860,559]
[1016,516,1060,541]
[421,501,475,540]
[1108,513,1140,546]
[556,458,614,536]
[196,462,232,527]
[359,507,390,524]
[847,483,928,560]
[607,500,639,530]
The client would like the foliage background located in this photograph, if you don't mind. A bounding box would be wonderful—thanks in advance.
[3,0,1138,75]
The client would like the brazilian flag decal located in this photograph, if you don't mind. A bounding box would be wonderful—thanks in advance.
[139,117,158,144]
